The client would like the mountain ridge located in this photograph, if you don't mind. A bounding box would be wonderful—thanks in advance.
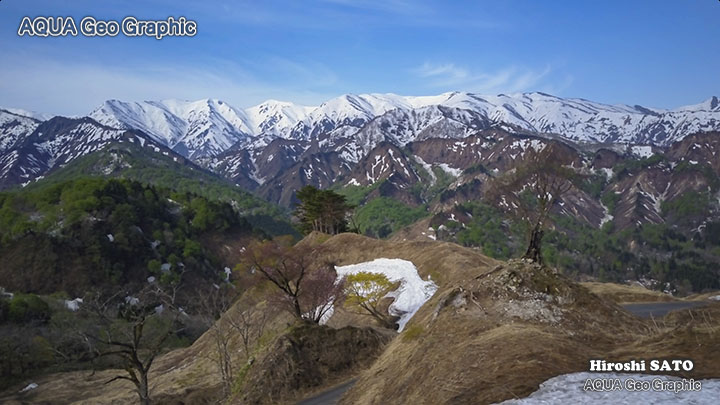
[69,92,720,161]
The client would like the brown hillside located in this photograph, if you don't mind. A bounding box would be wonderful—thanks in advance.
[581,281,677,303]
[3,234,718,405]
[341,258,720,405]
[235,323,393,405]
[1,233,494,403]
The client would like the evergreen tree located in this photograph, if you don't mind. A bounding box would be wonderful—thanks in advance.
[294,186,352,235]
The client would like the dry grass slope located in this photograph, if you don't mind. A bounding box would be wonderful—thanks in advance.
[234,323,393,405]
[581,281,677,303]
[341,259,649,404]
[2,233,718,405]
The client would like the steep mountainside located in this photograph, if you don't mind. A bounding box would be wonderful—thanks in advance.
[0,116,171,190]
[90,99,257,159]
[3,94,720,290]
[3,92,720,203]
[0,109,42,154]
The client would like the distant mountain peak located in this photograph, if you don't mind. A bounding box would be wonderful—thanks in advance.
[11,91,720,167]
[0,107,53,121]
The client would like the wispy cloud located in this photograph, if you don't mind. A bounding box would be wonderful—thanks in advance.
[194,0,503,31]
[414,63,469,82]
[411,62,568,95]
[0,52,338,116]
[259,57,339,88]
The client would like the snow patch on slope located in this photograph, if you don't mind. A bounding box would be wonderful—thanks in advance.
[496,372,720,404]
[437,163,462,177]
[413,155,437,184]
[335,258,437,331]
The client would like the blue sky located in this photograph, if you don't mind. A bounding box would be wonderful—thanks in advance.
[0,0,718,115]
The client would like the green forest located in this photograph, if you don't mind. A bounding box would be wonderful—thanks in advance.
[0,177,255,294]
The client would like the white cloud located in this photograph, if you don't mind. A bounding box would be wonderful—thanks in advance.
[0,54,337,116]
[411,62,568,95]
[414,62,469,82]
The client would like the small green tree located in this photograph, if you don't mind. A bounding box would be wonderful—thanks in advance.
[147,259,161,275]
[8,294,51,323]
[343,272,397,329]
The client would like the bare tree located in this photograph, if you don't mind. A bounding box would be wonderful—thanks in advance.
[225,300,268,360]
[237,236,344,323]
[487,146,574,264]
[197,285,269,398]
[299,268,345,323]
[196,285,236,398]
[80,283,184,405]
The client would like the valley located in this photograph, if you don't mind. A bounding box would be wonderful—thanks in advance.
[1,91,720,404]
[3,0,720,402]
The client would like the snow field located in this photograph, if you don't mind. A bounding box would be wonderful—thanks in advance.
[496,372,720,404]
[334,258,438,331]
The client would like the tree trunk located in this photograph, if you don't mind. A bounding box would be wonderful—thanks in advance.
[523,223,544,265]
[138,372,150,405]
[292,296,303,319]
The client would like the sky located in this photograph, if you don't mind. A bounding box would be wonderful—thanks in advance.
[0,0,718,116]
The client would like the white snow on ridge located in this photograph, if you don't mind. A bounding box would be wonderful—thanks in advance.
[245,99,315,137]
[2,107,53,121]
[630,145,654,158]
[438,163,463,177]
[495,372,720,404]
[83,92,720,163]
[335,258,438,331]
[90,98,256,158]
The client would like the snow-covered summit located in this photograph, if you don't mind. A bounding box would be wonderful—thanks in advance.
[245,99,315,137]
[85,92,720,159]
[90,98,255,159]
[675,96,720,112]
[284,91,720,146]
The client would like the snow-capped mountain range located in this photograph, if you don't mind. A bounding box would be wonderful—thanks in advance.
[82,92,720,160]
[1,91,720,202]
